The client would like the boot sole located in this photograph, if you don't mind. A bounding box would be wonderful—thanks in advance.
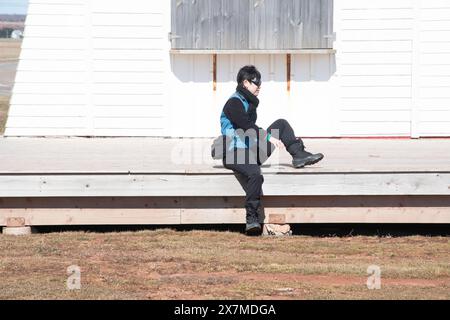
[245,225,262,236]
[293,154,324,168]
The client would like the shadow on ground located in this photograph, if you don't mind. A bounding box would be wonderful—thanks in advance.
[35,224,450,237]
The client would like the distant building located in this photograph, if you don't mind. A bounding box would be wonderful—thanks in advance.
[11,30,23,39]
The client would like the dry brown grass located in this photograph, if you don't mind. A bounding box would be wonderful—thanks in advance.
[0,96,9,134]
[0,39,19,134]
[0,229,448,300]
[0,39,21,61]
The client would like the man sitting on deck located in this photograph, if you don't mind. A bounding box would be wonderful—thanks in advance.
[219,65,324,236]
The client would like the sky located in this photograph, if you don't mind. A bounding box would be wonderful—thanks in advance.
[0,0,29,15]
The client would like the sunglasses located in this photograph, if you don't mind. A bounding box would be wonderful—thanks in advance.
[250,79,262,87]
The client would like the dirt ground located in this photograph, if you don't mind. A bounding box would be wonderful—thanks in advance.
[0,229,448,300]
[0,39,21,61]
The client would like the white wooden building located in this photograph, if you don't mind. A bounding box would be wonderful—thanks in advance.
[5,0,450,138]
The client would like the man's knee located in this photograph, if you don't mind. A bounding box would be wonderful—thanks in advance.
[276,118,289,126]
[269,119,289,135]
[249,173,264,184]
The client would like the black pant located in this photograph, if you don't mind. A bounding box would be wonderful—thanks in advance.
[222,119,301,222]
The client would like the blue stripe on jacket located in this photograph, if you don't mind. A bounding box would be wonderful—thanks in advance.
[220,92,257,150]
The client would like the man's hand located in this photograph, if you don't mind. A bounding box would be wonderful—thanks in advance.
[269,136,285,150]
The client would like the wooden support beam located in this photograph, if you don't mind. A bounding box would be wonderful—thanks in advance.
[1,196,449,226]
[1,173,449,197]
[213,53,217,91]
[287,54,291,92]
[170,49,337,55]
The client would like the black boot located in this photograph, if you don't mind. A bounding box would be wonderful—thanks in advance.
[245,200,262,236]
[287,139,324,168]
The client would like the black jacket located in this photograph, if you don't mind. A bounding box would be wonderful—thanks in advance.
[222,84,269,141]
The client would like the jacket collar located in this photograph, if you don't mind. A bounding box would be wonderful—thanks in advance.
[236,84,259,108]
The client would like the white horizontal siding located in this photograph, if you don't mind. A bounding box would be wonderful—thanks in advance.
[340,122,412,136]
[13,0,86,137]
[92,72,164,83]
[7,105,87,117]
[6,0,450,137]
[5,128,90,136]
[15,71,85,83]
[341,110,411,122]
[6,0,170,137]
[13,83,164,95]
[6,116,86,129]
[335,0,450,137]
[94,106,165,118]
[25,15,85,27]
[11,94,87,105]
[341,98,412,111]
[418,0,450,136]
[336,0,414,136]
[27,3,85,15]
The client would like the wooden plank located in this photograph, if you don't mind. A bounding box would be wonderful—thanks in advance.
[1,207,448,225]
[182,208,450,224]
[1,194,450,225]
[211,192,450,224]
[172,0,332,50]
[1,138,450,174]
[219,0,249,49]
[249,0,280,49]
[0,173,449,197]
[0,197,181,226]
[0,209,181,226]
[169,49,337,54]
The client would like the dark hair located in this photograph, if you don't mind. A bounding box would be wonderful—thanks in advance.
[237,65,261,86]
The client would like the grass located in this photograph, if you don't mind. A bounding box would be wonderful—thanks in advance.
[0,229,448,300]
[0,39,20,134]
[0,39,21,61]
[0,96,10,135]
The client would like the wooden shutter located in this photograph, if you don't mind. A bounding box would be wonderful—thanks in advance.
[171,0,333,50]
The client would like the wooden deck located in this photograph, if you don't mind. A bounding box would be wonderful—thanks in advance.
[1,137,449,228]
